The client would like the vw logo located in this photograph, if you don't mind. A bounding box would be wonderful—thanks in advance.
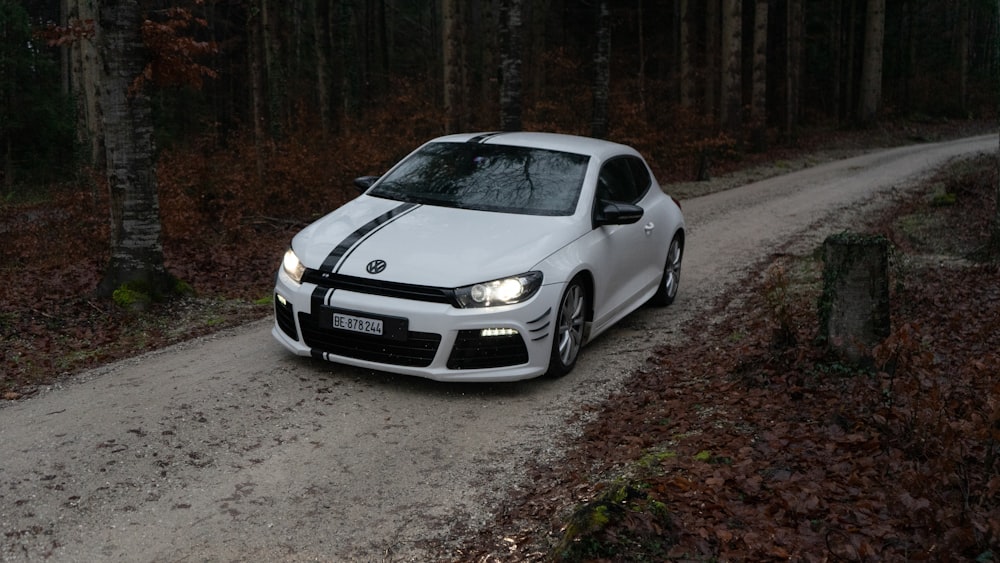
[366,259,387,275]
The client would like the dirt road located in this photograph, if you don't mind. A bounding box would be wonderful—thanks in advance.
[1,135,995,562]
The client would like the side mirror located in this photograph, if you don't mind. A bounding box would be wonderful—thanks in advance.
[354,176,379,192]
[595,201,644,226]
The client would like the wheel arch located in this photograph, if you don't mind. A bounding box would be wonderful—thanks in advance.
[569,269,596,342]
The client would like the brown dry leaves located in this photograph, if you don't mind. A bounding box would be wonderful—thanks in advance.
[465,156,999,561]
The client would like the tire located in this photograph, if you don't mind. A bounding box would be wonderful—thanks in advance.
[650,235,683,307]
[545,278,587,378]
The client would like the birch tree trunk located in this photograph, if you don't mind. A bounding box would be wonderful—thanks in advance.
[591,0,610,139]
[499,0,522,131]
[96,0,173,300]
[720,0,742,134]
[857,0,885,125]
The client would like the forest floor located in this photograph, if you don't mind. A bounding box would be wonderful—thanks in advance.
[457,141,1000,560]
[0,119,997,560]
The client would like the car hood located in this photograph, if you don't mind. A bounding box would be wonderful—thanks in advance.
[293,196,584,287]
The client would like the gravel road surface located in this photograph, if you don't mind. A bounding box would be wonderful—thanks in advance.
[1,134,995,562]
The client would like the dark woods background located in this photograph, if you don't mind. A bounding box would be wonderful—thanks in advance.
[3,0,997,192]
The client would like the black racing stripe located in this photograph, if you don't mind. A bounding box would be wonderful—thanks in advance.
[466,132,505,144]
[320,202,418,272]
[311,286,332,309]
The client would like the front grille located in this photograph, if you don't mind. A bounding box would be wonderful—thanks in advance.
[302,271,457,305]
[275,295,298,340]
[298,312,440,367]
[447,330,529,369]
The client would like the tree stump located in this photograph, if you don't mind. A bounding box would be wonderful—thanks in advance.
[819,233,891,364]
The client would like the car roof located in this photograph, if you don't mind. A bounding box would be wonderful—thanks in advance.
[428,131,640,160]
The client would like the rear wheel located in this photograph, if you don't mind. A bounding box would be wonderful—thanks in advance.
[650,235,682,307]
[546,278,587,378]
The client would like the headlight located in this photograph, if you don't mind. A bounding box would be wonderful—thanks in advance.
[455,271,543,308]
[282,248,305,283]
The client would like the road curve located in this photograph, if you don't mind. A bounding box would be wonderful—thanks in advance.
[1,134,995,562]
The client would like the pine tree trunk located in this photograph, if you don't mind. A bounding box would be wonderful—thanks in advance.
[96,0,173,300]
[499,0,522,131]
[720,0,742,134]
[857,0,885,125]
[591,0,610,139]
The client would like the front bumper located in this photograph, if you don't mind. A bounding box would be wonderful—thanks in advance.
[272,268,561,382]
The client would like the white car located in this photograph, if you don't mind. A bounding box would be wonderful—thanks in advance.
[272,132,685,382]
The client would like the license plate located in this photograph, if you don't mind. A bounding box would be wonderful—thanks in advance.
[320,308,408,341]
[332,312,383,336]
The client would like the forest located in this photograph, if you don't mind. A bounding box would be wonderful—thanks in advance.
[4,0,998,188]
[0,1,998,559]
[2,0,997,300]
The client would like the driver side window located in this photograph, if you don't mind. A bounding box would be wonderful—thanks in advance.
[597,157,647,204]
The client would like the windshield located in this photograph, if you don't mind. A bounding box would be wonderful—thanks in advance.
[368,142,589,216]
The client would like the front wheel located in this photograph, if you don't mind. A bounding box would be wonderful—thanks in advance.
[545,278,587,378]
[649,235,683,307]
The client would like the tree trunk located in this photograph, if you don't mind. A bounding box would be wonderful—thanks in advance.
[902,0,914,113]
[705,0,719,118]
[247,0,266,182]
[958,0,970,114]
[442,0,462,133]
[994,130,999,252]
[844,0,859,122]
[820,233,891,365]
[478,0,498,120]
[994,1,999,253]
[786,0,802,136]
[591,0,610,139]
[499,0,522,131]
[857,0,885,126]
[96,0,173,300]
[312,0,330,134]
[750,0,768,151]
[636,0,645,111]
[66,0,104,171]
[720,0,742,134]
[679,0,693,107]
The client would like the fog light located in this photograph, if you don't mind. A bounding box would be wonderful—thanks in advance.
[481,328,519,337]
